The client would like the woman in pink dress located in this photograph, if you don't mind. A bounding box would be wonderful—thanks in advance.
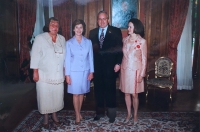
[119,18,147,124]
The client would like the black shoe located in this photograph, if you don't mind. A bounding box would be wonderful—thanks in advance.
[109,118,115,123]
[93,116,100,121]
[93,114,104,121]
[107,108,116,123]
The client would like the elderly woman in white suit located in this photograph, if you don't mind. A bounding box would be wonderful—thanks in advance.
[30,17,65,128]
[65,19,94,125]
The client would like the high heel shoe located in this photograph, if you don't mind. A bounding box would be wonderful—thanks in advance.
[52,118,62,126]
[133,121,138,125]
[80,116,84,121]
[42,123,49,129]
[75,121,80,125]
[133,119,138,125]
[123,115,132,124]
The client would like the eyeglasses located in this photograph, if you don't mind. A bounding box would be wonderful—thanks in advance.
[52,40,63,54]
[98,18,108,21]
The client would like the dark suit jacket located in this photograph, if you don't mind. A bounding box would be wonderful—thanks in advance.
[89,25,123,73]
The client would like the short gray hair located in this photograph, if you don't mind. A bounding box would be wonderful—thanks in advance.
[97,10,109,19]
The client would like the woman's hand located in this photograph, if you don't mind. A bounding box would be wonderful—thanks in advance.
[33,69,39,82]
[88,73,94,81]
[137,75,143,83]
[66,76,71,85]
[114,64,120,72]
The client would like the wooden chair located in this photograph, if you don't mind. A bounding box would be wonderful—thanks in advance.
[146,57,174,102]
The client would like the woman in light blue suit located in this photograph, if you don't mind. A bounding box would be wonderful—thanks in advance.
[65,19,94,125]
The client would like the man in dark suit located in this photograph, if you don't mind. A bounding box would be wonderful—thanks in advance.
[89,10,123,123]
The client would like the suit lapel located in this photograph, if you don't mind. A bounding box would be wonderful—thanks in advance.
[104,25,112,42]
[43,33,53,46]
[95,28,99,42]
[43,33,62,47]
[81,36,86,48]
[72,36,86,49]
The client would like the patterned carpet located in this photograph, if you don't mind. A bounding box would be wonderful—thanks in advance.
[13,110,200,132]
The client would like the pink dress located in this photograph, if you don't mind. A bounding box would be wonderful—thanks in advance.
[119,35,147,94]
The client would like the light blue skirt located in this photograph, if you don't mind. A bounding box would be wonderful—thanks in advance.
[67,70,90,94]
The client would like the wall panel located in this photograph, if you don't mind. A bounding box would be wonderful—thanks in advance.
[144,0,170,70]
[0,0,19,80]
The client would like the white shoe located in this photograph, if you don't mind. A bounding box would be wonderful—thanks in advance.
[133,121,138,125]
[123,114,132,124]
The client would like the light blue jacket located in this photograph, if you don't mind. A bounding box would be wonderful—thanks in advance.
[65,36,94,75]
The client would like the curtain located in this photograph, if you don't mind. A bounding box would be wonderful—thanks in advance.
[49,0,54,17]
[53,0,72,40]
[31,0,54,43]
[177,0,193,90]
[18,0,36,65]
[168,0,189,91]
[31,0,45,43]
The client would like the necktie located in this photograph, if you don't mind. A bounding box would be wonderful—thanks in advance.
[99,29,104,49]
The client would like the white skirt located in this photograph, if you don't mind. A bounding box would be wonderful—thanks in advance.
[36,80,64,114]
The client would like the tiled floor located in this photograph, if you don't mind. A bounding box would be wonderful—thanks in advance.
[0,78,200,131]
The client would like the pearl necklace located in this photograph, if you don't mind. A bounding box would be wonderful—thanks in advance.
[130,38,135,41]
[129,34,138,41]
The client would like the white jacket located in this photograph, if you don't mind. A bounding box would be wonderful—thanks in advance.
[30,32,66,84]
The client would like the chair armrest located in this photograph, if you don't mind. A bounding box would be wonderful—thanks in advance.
[147,68,155,73]
[170,70,175,84]
[146,68,155,80]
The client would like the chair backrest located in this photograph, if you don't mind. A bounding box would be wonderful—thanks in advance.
[155,57,173,78]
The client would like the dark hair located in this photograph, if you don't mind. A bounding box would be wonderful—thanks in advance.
[128,18,144,37]
[47,17,59,27]
[97,10,109,19]
[43,17,62,34]
[72,19,86,36]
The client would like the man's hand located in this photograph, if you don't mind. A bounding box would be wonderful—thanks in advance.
[114,64,120,72]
